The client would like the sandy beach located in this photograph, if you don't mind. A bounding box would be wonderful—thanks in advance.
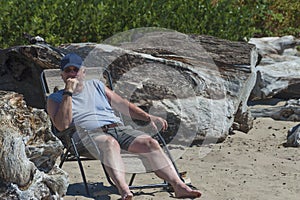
[62,117,300,200]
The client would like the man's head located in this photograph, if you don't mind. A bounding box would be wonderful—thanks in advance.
[60,53,85,83]
[60,53,83,71]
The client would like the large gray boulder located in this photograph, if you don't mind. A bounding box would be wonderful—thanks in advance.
[59,30,258,143]
[0,43,62,109]
[0,30,258,145]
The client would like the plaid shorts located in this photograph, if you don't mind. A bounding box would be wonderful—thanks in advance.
[72,125,146,158]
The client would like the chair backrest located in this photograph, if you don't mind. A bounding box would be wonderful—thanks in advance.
[40,67,107,100]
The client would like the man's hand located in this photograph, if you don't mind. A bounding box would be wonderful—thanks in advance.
[64,78,79,93]
[149,115,168,132]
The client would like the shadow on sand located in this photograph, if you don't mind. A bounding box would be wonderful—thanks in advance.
[66,182,118,200]
[66,182,171,199]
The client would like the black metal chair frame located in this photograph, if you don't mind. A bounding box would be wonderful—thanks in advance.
[40,68,184,196]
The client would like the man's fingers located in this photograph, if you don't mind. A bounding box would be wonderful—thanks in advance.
[66,78,79,92]
[155,118,168,132]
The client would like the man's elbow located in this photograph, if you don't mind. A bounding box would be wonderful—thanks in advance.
[53,122,71,132]
[60,124,72,132]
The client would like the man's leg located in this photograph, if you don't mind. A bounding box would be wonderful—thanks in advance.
[128,135,201,199]
[93,135,133,200]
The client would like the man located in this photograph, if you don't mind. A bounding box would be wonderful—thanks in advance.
[47,53,201,200]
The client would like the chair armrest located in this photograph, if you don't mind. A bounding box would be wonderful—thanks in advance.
[55,125,77,148]
[55,125,77,138]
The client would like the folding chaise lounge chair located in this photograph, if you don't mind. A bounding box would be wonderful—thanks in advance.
[40,67,187,196]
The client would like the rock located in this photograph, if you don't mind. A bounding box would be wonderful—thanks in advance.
[0,31,258,144]
[250,58,300,100]
[249,35,300,100]
[0,44,62,108]
[57,30,258,143]
[0,91,68,199]
[286,123,300,147]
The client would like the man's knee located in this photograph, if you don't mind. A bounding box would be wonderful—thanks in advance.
[141,136,161,151]
[95,135,120,151]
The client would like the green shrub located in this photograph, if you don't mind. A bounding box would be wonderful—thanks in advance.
[0,0,299,48]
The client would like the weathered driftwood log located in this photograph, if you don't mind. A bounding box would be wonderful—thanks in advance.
[250,99,300,121]
[0,91,68,199]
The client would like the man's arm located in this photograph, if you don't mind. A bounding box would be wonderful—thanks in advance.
[105,86,168,131]
[47,95,73,131]
[47,78,78,131]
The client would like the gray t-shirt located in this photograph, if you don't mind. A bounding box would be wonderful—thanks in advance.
[48,79,122,130]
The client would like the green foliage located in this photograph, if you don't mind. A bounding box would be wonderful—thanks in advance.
[0,0,299,48]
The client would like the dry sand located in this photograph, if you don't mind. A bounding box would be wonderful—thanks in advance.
[62,117,300,200]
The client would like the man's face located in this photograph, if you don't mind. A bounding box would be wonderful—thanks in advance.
[61,66,85,82]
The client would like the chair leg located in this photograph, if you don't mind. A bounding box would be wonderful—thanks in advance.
[59,149,69,168]
[71,138,90,196]
[155,132,183,181]
[59,144,75,168]
[128,173,136,186]
[102,163,117,188]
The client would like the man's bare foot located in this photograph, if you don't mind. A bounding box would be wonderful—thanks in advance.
[121,191,133,200]
[174,183,201,199]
